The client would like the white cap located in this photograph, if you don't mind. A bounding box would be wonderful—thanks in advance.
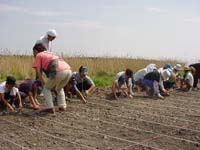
[161,69,171,81]
[174,64,182,71]
[46,29,57,37]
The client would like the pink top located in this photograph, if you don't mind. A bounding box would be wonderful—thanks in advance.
[32,51,71,71]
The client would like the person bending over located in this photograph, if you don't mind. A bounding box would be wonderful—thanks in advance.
[0,76,22,112]
[112,69,134,100]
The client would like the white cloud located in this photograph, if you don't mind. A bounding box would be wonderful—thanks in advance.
[33,20,104,29]
[0,3,70,17]
[29,10,71,17]
[183,17,200,23]
[103,4,125,9]
[144,6,166,13]
[0,3,26,13]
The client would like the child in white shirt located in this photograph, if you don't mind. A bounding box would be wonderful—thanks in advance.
[0,76,22,112]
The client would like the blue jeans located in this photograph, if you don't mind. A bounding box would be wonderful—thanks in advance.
[141,79,154,96]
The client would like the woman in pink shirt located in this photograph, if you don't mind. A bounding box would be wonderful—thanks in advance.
[32,43,72,113]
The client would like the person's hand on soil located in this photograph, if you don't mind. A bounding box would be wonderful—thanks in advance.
[162,90,170,96]
[82,98,87,104]
[121,85,127,90]
[7,104,14,112]
[18,104,23,112]
[165,92,170,96]
[122,91,129,97]
[80,95,87,104]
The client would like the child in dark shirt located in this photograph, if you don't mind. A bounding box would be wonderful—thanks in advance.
[19,78,40,110]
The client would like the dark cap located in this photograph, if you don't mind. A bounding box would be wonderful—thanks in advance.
[79,66,88,74]
[6,76,16,85]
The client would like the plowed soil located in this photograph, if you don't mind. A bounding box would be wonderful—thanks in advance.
[0,88,200,150]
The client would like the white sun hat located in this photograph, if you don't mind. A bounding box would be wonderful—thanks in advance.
[174,64,182,71]
[161,69,171,81]
[46,29,57,37]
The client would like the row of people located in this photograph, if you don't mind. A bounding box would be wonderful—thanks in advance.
[1,62,199,113]
[112,63,199,100]
[0,64,196,112]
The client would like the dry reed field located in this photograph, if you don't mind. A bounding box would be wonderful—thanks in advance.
[0,55,180,80]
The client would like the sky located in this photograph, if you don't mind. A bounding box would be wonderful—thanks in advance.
[0,0,200,62]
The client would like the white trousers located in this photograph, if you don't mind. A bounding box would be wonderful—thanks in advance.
[43,69,72,109]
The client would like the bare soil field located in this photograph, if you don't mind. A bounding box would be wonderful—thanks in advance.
[0,88,200,150]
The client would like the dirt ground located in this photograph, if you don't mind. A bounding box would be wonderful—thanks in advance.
[0,87,200,150]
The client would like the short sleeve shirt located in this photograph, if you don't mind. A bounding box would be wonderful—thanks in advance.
[32,51,71,72]
[73,72,94,85]
[0,81,19,96]
[115,71,132,86]
[134,68,147,82]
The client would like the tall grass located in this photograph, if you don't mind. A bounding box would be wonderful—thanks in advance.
[0,55,182,85]
[0,55,34,80]
[66,57,180,75]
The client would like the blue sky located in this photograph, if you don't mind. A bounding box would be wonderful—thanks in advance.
[0,0,200,62]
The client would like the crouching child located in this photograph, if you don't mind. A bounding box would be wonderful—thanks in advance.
[65,66,95,103]
[112,69,134,100]
[0,76,22,112]
[19,78,41,110]
[181,66,195,92]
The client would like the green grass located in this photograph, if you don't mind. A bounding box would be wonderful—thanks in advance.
[91,71,114,87]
